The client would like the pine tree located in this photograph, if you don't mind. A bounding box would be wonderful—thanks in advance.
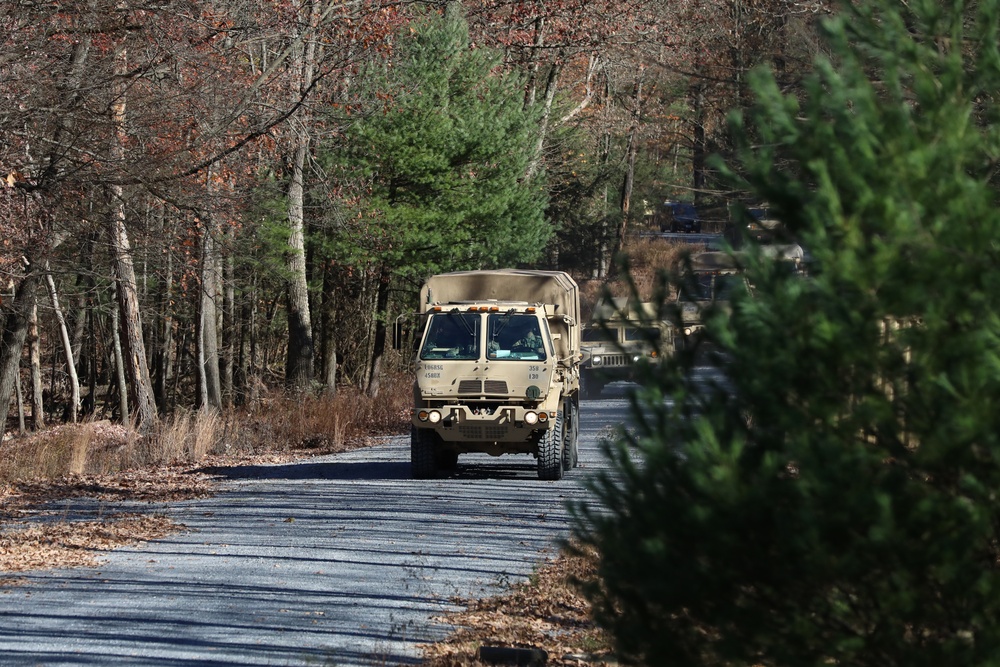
[572,1,1000,665]
[326,5,549,281]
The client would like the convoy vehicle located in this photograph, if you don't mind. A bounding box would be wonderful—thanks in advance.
[579,298,673,399]
[405,270,581,480]
[660,201,702,233]
[675,251,747,351]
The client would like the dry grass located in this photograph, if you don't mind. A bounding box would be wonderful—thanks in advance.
[578,237,698,320]
[0,373,413,486]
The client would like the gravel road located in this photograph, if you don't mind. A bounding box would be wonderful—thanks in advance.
[0,386,641,667]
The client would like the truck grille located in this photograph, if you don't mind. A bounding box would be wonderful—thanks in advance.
[460,424,510,441]
[458,380,508,395]
[484,380,508,394]
[602,354,629,367]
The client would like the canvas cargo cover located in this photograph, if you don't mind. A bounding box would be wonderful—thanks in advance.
[420,270,579,321]
[589,297,658,323]
[420,269,580,361]
[691,251,741,272]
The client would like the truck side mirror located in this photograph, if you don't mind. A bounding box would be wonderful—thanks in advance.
[393,316,406,351]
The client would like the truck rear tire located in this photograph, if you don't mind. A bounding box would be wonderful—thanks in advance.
[563,399,579,470]
[411,427,438,479]
[537,412,564,481]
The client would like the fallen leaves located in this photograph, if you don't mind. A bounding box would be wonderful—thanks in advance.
[421,546,616,667]
[0,514,179,573]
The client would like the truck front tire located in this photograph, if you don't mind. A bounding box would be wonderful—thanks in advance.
[537,412,564,481]
[411,427,438,479]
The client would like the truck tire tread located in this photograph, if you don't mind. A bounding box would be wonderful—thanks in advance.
[411,427,438,479]
[537,412,564,480]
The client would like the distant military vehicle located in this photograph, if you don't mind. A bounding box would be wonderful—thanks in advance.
[579,298,674,399]
[405,270,581,480]
[675,251,747,350]
[660,200,702,233]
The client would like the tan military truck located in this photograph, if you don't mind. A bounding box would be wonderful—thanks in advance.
[579,298,674,399]
[407,269,581,480]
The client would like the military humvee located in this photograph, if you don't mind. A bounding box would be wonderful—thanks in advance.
[674,251,749,354]
[579,298,674,399]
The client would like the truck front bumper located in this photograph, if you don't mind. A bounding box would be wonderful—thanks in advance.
[412,405,555,443]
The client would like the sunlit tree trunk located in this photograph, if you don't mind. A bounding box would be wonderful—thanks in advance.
[29,300,44,430]
[284,0,322,392]
[285,139,314,390]
[199,209,222,411]
[108,39,156,428]
[111,285,129,424]
[320,263,338,396]
[45,267,80,422]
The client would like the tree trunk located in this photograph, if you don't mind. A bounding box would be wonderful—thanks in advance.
[153,228,174,412]
[284,0,321,392]
[0,270,40,435]
[111,289,129,424]
[365,266,391,398]
[616,77,643,262]
[29,300,44,430]
[285,138,314,391]
[15,369,25,435]
[199,215,222,411]
[222,254,235,406]
[524,61,561,182]
[109,40,157,429]
[320,263,338,396]
[45,268,81,422]
[690,60,707,196]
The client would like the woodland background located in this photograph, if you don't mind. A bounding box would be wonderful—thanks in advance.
[0,0,830,432]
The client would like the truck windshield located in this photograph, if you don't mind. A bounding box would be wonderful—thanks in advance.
[625,327,661,342]
[419,312,480,360]
[487,313,547,361]
[582,327,617,343]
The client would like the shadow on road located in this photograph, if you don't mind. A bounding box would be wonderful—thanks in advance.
[198,458,547,482]
[198,460,412,482]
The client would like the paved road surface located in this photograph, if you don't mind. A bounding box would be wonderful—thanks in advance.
[0,385,645,666]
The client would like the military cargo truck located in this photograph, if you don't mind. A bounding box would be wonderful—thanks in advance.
[407,270,581,480]
[579,298,673,399]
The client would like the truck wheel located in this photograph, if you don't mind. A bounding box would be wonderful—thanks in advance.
[411,427,438,479]
[562,399,579,470]
[537,412,564,481]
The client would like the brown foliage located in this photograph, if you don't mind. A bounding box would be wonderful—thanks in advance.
[421,545,614,666]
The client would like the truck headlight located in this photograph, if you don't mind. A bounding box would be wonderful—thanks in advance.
[592,355,602,366]
[417,410,442,423]
[632,354,641,362]
[524,411,538,425]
